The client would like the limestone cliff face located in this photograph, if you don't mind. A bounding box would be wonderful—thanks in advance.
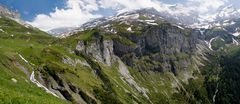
[75,37,115,66]
[74,24,201,74]
[111,25,199,73]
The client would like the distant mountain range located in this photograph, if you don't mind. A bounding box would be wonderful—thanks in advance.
[48,5,240,36]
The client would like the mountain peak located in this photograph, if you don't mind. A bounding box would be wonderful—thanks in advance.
[51,5,240,36]
[215,5,240,21]
[0,4,20,19]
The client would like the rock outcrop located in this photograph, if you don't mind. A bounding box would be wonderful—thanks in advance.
[75,37,115,66]
[0,4,20,19]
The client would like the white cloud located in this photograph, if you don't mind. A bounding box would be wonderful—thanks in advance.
[98,0,229,15]
[28,0,101,31]
[186,0,229,13]
[99,0,170,13]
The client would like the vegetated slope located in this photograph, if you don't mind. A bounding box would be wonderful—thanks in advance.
[216,46,240,104]
[0,17,69,104]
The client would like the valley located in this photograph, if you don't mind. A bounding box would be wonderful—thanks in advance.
[0,3,240,104]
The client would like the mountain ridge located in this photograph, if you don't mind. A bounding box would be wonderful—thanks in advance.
[49,5,240,37]
[0,4,20,19]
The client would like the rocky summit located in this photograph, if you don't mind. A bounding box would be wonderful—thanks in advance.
[1,2,240,104]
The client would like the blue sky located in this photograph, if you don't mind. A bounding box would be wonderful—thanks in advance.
[0,0,239,31]
[0,0,66,21]
[1,0,187,21]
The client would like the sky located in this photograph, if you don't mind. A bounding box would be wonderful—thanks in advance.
[0,0,239,31]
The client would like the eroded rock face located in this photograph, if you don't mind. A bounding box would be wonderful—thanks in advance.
[117,58,149,99]
[76,41,85,52]
[142,27,197,55]
[103,40,114,66]
[75,39,115,66]
[37,66,96,104]
[62,56,90,67]
[75,25,200,74]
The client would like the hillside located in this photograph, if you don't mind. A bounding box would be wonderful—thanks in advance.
[0,17,69,103]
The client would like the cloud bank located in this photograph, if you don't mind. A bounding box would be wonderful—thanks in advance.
[27,0,101,31]
[28,0,230,31]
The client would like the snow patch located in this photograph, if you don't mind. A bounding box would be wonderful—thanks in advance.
[144,20,155,22]
[191,23,212,29]
[205,37,217,51]
[144,19,158,26]
[199,29,205,35]
[116,13,140,20]
[209,37,216,50]
[232,38,239,45]
[146,22,158,25]
[103,24,110,28]
[215,22,221,26]
[173,24,184,30]
[233,32,240,36]
[127,27,132,32]
[231,21,236,25]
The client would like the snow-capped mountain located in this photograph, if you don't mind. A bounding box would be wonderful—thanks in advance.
[76,7,199,31]
[167,4,200,25]
[192,5,240,29]
[0,4,35,29]
[53,5,240,37]
[59,7,194,37]
[215,5,240,22]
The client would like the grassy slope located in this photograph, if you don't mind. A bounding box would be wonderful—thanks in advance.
[0,17,70,103]
[0,17,105,103]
